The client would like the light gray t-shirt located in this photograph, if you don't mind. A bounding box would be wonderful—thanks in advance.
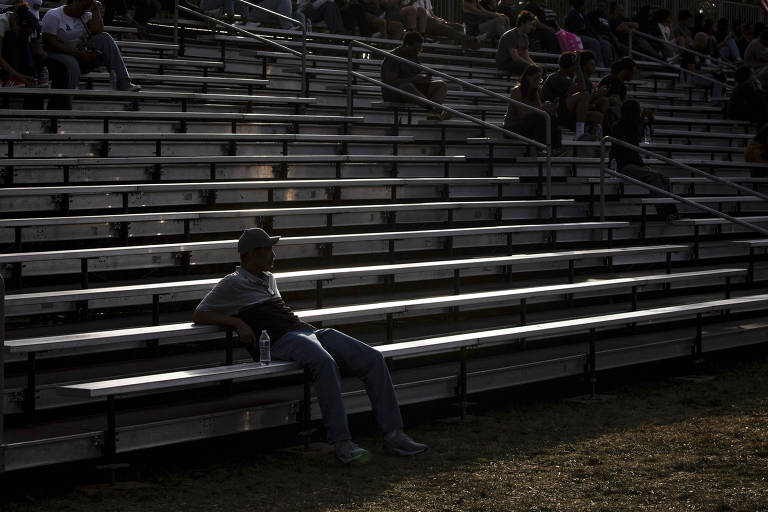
[196,267,281,316]
[40,5,92,49]
[744,38,768,72]
[496,27,528,68]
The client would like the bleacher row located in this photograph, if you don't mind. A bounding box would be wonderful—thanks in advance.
[1,17,767,472]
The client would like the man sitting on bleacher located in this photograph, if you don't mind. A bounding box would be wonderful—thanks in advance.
[381,31,450,121]
[192,228,428,465]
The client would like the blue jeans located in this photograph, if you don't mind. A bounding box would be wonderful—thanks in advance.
[273,327,404,443]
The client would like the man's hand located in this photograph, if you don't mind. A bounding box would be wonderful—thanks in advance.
[235,320,256,346]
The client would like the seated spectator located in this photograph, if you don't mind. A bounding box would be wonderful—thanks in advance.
[744,29,768,88]
[541,51,602,141]
[380,31,450,120]
[401,0,480,49]
[728,66,768,127]
[648,8,676,61]
[495,10,536,75]
[746,123,768,177]
[495,0,515,23]
[564,0,612,68]
[503,64,562,153]
[199,0,248,24]
[735,20,750,58]
[462,0,508,43]
[609,2,655,58]
[193,228,428,464]
[673,9,692,47]
[361,0,403,39]
[681,32,728,101]
[598,56,653,130]
[41,0,141,96]
[576,49,608,117]
[715,17,741,63]
[586,0,618,65]
[103,0,158,34]
[0,2,44,88]
[298,0,345,34]
[520,0,558,53]
[243,0,304,30]
[611,99,679,222]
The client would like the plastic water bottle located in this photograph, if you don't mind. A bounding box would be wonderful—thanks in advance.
[39,66,49,87]
[259,330,271,364]
[643,125,652,145]
[109,70,117,90]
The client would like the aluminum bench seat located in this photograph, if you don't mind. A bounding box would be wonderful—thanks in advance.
[85,72,269,88]
[4,244,688,316]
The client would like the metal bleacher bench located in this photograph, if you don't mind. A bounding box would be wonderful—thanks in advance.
[84,72,269,92]
[4,244,689,319]
[49,289,764,458]
[0,221,627,288]
[0,110,364,135]
[5,267,743,414]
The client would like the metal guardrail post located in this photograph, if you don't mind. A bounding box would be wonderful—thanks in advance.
[544,112,552,200]
[346,43,353,117]
[346,40,552,196]
[628,30,633,59]
[599,137,606,222]
[0,275,5,471]
[173,0,179,48]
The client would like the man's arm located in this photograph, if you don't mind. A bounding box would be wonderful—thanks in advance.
[192,309,256,345]
[86,1,105,35]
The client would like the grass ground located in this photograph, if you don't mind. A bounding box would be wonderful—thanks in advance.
[2,348,768,512]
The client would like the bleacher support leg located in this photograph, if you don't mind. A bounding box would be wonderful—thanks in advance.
[105,395,117,460]
[24,353,36,415]
[693,313,703,364]
[458,348,468,420]
[80,258,89,289]
[386,313,393,343]
[225,328,233,365]
[748,247,755,283]
[300,369,313,448]
[315,281,323,309]
[588,328,597,398]
[519,298,527,326]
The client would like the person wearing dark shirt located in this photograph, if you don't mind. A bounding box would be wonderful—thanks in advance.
[610,99,678,221]
[380,31,450,120]
[503,64,562,152]
[496,10,536,74]
[193,228,429,465]
[681,32,727,101]
[521,0,558,53]
[585,0,618,63]
[462,0,508,41]
[541,51,602,140]
[609,2,656,58]
[564,0,612,67]
[728,66,768,127]
[746,123,768,177]
[673,10,693,47]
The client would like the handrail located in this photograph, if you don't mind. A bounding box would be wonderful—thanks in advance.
[345,40,554,198]
[598,136,768,236]
[176,3,308,96]
[0,274,5,467]
[629,29,736,71]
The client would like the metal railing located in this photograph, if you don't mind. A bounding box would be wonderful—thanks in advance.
[628,29,736,89]
[0,275,4,471]
[345,40,554,198]
[599,136,768,237]
[175,0,308,96]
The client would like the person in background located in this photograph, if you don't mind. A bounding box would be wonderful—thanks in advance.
[648,8,676,61]
[673,9,692,47]
[361,0,403,39]
[193,228,429,465]
[744,29,768,88]
[746,123,768,178]
[519,0,558,53]
[503,64,562,154]
[495,9,535,75]
[598,56,653,131]
[728,66,768,127]
[715,17,741,63]
[298,0,344,34]
[380,31,450,120]
[681,32,728,102]
[541,51,602,141]
[401,0,480,49]
[462,0,508,44]
[610,99,679,222]
[586,0,618,65]
[608,2,655,58]
[42,0,141,98]
[564,0,612,67]
[0,2,44,87]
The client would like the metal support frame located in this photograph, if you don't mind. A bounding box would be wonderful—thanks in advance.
[299,368,314,448]
[344,40,553,199]
[599,137,768,238]
[458,347,468,420]
[0,275,5,471]
[587,328,597,398]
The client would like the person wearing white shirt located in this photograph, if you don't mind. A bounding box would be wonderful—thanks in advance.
[41,0,140,93]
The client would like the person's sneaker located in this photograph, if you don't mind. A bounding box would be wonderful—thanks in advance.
[383,429,428,456]
[115,78,141,92]
[2,77,26,87]
[334,440,371,464]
